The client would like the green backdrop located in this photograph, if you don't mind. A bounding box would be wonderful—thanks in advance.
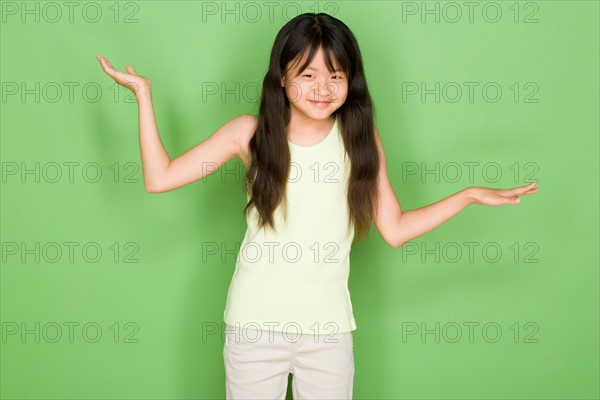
[1,1,598,399]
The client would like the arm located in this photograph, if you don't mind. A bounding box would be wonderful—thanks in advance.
[96,54,252,194]
[372,127,470,248]
[137,87,251,193]
[371,127,539,248]
[390,188,475,248]
[135,88,170,193]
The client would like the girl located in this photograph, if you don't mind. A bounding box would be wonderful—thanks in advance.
[97,12,539,400]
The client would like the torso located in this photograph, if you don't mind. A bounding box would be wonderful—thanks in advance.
[223,112,357,334]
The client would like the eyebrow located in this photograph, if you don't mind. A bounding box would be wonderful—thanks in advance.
[305,67,344,73]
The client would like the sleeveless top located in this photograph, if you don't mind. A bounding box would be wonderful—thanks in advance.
[223,115,357,335]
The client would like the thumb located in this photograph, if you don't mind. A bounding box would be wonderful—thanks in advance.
[513,197,521,204]
[126,65,138,75]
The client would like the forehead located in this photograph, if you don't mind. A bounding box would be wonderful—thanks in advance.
[289,47,342,72]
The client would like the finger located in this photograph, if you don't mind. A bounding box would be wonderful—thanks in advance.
[99,58,117,77]
[108,67,130,83]
[98,56,113,72]
[509,182,538,196]
[520,188,540,196]
[497,194,521,204]
[98,57,127,81]
[104,58,115,69]
[96,54,105,67]
[510,187,541,203]
[96,56,106,71]
[98,57,113,76]
[98,55,115,70]
[126,65,138,76]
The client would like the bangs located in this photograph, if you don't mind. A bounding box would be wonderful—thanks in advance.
[284,37,351,80]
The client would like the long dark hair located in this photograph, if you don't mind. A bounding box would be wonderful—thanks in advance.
[244,12,380,244]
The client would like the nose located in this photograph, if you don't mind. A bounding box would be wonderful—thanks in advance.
[314,79,334,101]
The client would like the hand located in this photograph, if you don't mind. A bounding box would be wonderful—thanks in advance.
[469,181,539,206]
[96,54,151,97]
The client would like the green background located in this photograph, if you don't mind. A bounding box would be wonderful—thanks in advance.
[1,1,598,399]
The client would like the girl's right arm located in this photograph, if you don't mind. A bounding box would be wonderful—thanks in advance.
[97,54,253,194]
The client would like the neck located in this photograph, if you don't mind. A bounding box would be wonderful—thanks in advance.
[288,112,336,134]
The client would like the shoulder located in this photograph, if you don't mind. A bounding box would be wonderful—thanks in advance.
[243,113,259,130]
[238,113,258,147]
[226,113,257,133]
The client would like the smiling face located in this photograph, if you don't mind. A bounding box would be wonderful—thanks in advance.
[281,45,349,123]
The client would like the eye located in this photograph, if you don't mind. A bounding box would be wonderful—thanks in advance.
[302,74,313,78]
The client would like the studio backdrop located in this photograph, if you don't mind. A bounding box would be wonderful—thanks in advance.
[1,1,598,399]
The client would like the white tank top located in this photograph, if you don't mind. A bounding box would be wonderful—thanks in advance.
[223,115,357,335]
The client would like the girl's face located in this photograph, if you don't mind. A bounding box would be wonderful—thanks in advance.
[281,46,348,122]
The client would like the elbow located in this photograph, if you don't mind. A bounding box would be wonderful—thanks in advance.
[391,234,405,249]
[145,166,169,194]
[383,235,403,249]
[145,181,162,194]
[380,227,405,248]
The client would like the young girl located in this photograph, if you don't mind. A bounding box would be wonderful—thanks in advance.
[97,12,539,400]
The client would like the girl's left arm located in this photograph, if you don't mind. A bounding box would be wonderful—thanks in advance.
[371,128,540,248]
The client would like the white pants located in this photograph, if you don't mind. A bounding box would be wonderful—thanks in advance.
[224,323,355,399]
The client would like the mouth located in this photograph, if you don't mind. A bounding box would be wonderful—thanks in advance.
[309,100,332,107]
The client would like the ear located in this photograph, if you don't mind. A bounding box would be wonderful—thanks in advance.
[281,76,285,87]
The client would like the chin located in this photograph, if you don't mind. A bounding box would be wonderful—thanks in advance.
[306,111,335,120]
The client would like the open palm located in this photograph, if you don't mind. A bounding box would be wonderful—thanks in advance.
[96,54,150,96]
[472,181,539,206]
